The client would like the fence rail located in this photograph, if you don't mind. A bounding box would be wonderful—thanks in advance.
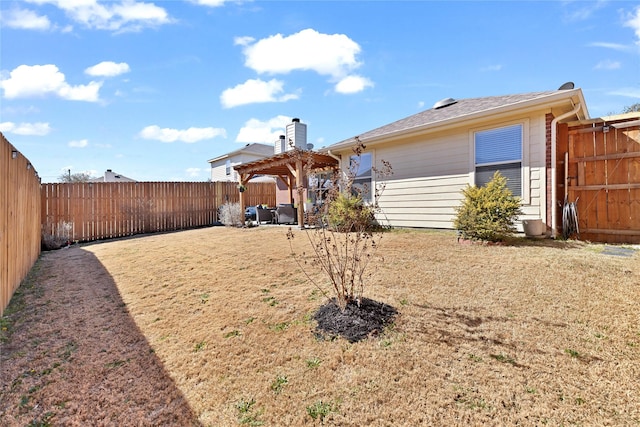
[1,133,41,316]
[41,181,275,243]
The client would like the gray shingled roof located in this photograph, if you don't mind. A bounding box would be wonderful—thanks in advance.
[208,143,274,163]
[239,143,275,156]
[328,90,576,149]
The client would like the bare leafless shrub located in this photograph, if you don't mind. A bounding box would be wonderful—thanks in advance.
[218,202,243,227]
[41,221,73,250]
[287,139,393,311]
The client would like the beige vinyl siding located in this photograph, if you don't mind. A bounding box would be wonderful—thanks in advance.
[520,113,546,222]
[378,174,469,228]
[333,111,550,230]
[210,160,235,182]
[369,129,470,228]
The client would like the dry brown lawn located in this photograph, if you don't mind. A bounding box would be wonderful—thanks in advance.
[1,226,639,426]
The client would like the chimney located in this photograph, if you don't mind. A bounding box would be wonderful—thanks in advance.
[275,135,286,154]
[285,118,307,151]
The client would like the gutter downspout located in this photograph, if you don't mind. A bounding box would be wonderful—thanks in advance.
[327,149,344,179]
[327,150,341,163]
[550,103,582,238]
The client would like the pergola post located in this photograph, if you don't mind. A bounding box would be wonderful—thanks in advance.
[296,159,305,228]
[287,173,294,204]
[239,173,250,225]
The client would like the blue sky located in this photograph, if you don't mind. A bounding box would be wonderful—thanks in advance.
[1,0,639,182]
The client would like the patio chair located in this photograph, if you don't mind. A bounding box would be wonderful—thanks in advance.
[275,204,297,224]
[255,206,274,224]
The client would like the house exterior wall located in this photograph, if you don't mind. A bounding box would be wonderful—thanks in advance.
[333,110,551,230]
[210,153,273,182]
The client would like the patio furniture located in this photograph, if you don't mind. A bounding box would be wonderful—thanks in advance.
[255,206,274,224]
[275,204,297,224]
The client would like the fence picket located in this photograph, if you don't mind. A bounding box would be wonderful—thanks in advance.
[1,134,41,316]
[39,181,275,243]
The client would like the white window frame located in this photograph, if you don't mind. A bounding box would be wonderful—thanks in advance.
[469,120,530,204]
[225,159,231,176]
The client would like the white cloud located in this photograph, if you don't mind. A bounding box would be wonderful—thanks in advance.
[334,75,373,94]
[190,0,227,7]
[237,28,373,95]
[235,116,291,144]
[139,125,227,143]
[241,28,363,78]
[24,0,172,32]
[234,36,255,46]
[607,87,640,98]
[186,167,202,177]
[220,78,298,108]
[68,139,89,148]
[0,121,51,136]
[85,61,130,77]
[0,8,51,30]
[624,5,640,45]
[0,64,102,102]
[563,0,607,22]
[0,105,40,115]
[589,42,631,52]
[594,59,621,70]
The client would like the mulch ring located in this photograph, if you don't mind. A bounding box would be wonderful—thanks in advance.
[313,297,398,343]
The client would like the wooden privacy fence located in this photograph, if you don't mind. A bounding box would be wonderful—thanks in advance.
[41,181,276,243]
[559,115,640,243]
[1,133,41,317]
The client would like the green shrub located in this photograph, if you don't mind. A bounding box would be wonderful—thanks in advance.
[326,192,376,232]
[453,171,522,242]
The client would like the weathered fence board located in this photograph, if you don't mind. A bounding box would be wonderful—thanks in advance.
[560,116,640,243]
[1,133,41,317]
[41,181,275,243]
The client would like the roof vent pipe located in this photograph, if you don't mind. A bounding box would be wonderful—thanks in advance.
[433,97,457,109]
[558,82,575,90]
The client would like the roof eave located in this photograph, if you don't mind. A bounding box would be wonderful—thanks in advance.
[207,153,230,163]
[208,146,273,164]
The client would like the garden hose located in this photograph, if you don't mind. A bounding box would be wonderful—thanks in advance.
[561,196,580,240]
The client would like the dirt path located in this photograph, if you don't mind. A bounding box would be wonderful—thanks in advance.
[0,246,199,426]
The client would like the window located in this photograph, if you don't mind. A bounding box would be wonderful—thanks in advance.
[349,152,372,202]
[225,159,231,176]
[308,172,333,205]
[474,124,522,197]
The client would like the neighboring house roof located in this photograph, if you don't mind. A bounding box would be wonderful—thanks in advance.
[326,88,589,150]
[90,169,136,182]
[207,143,274,163]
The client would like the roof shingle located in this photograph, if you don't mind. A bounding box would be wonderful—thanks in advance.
[329,90,576,148]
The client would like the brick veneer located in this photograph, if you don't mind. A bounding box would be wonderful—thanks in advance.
[545,113,553,233]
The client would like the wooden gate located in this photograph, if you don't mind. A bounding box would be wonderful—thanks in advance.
[559,115,640,243]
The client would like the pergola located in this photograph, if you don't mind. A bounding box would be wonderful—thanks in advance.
[234,149,340,227]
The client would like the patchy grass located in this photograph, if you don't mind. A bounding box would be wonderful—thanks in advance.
[1,227,639,426]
